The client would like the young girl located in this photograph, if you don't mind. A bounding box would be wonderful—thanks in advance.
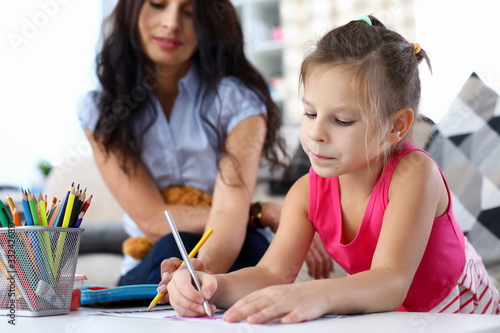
[162,15,500,323]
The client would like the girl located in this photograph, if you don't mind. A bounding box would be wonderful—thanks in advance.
[162,15,500,323]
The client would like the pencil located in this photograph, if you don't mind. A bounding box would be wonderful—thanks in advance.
[55,183,72,227]
[28,191,41,226]
[38,194,48,227]
[49,201,61,227]
[62,185,76,228]
[21,188,34,226]
[13,207,22,227]
[163,211,213,318]
[46,196,57,221]
[6,193,16,214]
[146,228,213,312]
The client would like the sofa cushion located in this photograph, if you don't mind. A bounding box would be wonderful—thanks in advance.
[426,73,500,272]
[79,221,128,254]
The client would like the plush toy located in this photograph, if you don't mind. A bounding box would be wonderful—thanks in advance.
[122,185,212,260]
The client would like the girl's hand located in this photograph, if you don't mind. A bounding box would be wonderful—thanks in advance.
[223,281,329,324]
[157,257,209,304]
[305,232,335,279]
[167,267,217,317]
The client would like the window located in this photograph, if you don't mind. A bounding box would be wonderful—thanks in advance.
[1,1,102,187]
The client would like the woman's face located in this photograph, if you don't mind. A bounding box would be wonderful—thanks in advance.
[138,0,198,69]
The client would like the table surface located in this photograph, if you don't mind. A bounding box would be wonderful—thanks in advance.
[2,306,500,333]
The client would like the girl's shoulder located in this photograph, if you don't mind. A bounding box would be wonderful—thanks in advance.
[389,147,445,197]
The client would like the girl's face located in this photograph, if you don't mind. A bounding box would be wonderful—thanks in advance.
[300,65,386,179]
[138,0,198,69]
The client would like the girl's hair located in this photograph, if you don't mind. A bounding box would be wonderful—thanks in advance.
[299,15,431,155]
[93,0,286,175]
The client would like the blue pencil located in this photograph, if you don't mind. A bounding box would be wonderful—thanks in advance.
[21,187,34,226]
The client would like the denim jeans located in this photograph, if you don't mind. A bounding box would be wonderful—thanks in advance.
[118,229,269,286]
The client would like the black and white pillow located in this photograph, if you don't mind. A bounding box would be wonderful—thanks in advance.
[426,73,500,272]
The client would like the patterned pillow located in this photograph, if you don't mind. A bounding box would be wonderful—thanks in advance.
[426,73,500,272]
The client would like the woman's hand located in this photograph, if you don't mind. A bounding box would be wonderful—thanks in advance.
[157,257,210,304]
[259,201,282,233]
[222,281,330,324]
[305,232,334,279]
[167,266,218,317]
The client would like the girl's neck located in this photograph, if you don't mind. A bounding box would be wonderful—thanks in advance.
[338,159,385,200]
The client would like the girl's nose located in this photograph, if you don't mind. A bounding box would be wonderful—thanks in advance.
[309,119,328,143]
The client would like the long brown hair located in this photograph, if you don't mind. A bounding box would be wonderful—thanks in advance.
[93,0,286,175]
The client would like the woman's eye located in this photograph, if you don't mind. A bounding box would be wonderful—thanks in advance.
[149,1,164,9]
[336,119,354,126]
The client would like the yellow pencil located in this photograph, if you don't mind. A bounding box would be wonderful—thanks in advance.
[6,193,16,214]
[62,185,76,228]
[39,192,48,227]
[146,228,213,312]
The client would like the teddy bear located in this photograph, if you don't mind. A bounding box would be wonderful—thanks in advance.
[122,185,212,260]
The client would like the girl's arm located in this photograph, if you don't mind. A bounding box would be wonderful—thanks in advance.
[196,115,266,273]
[84,129,208,243]
[167,174,315,315]
[221,151,448,324]
[356,150,448,311]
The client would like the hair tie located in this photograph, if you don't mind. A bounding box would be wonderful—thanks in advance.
[358,16,372,26]
[411,43,421,54]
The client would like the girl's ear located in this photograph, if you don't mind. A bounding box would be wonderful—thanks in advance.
[388,107,414,144]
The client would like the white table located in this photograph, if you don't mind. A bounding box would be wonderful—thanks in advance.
[2,307,500,333]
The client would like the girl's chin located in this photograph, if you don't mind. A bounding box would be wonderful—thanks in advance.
[310,165,339,179]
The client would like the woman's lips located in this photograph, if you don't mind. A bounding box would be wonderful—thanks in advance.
[154,37,183,50]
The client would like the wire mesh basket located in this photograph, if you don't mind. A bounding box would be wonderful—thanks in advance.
[0,226,83,316]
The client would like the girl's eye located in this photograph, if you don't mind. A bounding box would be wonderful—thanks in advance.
[336,119,354,126]
[303,111,316,119]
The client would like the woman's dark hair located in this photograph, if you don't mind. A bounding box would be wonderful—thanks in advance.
[94,0,286,175]
[299,15,431,156]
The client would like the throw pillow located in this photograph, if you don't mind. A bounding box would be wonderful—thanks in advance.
[426,73,500,272]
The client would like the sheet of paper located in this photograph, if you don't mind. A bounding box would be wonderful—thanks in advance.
[96,305,358,323]
[97,305,225,322]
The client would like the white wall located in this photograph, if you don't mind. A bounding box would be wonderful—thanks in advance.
[416,0,500,123]
[0,0,102,188]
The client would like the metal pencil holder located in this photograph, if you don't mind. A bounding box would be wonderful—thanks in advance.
[0,226,83,317]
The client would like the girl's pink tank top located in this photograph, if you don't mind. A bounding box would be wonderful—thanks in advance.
[308,142,465,312]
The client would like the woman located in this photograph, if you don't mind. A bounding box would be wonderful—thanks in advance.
[78,0,289,285]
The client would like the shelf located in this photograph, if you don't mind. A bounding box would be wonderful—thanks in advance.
[247,40,283,56]
[231,0,285,114]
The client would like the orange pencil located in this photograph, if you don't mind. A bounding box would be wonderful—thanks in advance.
[13,207,22,227]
